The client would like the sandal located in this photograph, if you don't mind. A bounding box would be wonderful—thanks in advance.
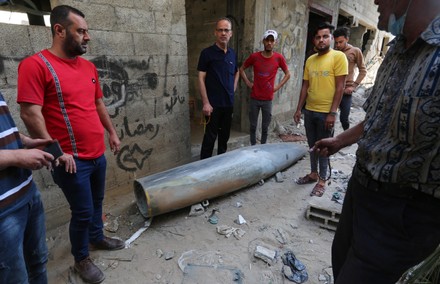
[310,183,326,197]
[295,174,318,185]
[282,265,309,283]
[283,250,306,271]
[282,250,308,283]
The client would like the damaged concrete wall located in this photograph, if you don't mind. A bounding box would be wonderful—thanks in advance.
[186,0,311,134]
[339,0,387,86]
[0,0,190,228]
[239,0,310,129]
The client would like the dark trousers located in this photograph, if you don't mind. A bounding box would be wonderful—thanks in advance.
[339,94,352,130]
[332,165,440,283]
[200,107,233,159]
[303,109,333,177]
[52,155,107,262]
[249,99,272,145]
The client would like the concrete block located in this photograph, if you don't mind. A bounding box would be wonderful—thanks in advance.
[305,199,342,231]
[0,56,20,88]
[133,34,168,56]
[88,30,135,56]
[154,11,173,34]
[254,245,276,264]
[114,7,155,33]
[134,0,171,11]
[91,0,135,7]
[169,35,188,56]
[170,14,186,35]
[28,25,52,53]
[0,24,33,57]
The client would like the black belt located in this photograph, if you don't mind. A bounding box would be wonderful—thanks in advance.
[352,164,421,199]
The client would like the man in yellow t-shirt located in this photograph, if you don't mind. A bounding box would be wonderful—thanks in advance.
[294,22,348,197]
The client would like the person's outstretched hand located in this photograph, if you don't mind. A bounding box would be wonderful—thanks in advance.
[312,136,343,157]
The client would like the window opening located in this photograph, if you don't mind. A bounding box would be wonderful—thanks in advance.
[0,0,51,26]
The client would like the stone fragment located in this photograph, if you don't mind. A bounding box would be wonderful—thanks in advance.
[254,245,276,264]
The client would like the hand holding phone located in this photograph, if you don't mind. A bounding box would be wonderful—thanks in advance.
[43,140,63,160]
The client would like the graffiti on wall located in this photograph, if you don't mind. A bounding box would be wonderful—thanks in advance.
[0,52,186,172]
[272,12,304,94]
[91,56,159,118]
[163,55,185,114]
[117,144,154,172]
[273,11,303,64]
[90,55,185,172]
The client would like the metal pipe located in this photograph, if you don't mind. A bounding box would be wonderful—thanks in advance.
[134,143,307,218]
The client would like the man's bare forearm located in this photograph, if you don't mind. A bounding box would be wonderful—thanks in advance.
[336,121,364,148]
[20,103,51,139]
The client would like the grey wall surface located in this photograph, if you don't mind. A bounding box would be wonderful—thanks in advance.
[239,0,309,129]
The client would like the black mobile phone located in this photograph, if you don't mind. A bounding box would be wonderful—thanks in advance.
[43,140,63,159]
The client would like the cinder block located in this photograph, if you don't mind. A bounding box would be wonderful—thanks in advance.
[254,245,276,264]
[306,204,341,231]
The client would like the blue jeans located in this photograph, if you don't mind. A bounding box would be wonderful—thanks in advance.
[0,187,48,284]
[52,155,107,262]
[303,109,334,178]
[249,99,272,145]
[339,94,352,130]
[200,107,233,159]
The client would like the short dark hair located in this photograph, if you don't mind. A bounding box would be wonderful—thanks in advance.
[216,17,232,29]
[334,26,350,38]
[313,22,335,37]
[50,5,85,36]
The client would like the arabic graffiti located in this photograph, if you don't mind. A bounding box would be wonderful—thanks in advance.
[163,54,185,114]
[165,85,185,114]
[117,144,154,172]
[117,116,160,141]
[90,55,186,171]
[91,56,159,118]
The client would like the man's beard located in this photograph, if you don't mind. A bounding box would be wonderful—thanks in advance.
[64,31,87,57]
[264,47,273,52]
[316,45,330,52]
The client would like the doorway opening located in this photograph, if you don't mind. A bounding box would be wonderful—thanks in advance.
[304,10,331,62]
[185,0,248,159]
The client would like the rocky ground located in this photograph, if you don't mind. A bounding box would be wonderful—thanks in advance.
[46,90,367,284]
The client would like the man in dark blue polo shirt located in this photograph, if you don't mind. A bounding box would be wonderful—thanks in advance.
[197,17,239,159]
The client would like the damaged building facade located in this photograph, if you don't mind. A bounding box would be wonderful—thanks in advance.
[0,0,387,228]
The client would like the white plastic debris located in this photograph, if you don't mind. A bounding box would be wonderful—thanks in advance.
[216,225,246,239]
[234,214,246,225]
[188,203,205,217]
[125,218,152,248]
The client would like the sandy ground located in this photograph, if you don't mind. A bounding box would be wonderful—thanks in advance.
[46,90,367,284]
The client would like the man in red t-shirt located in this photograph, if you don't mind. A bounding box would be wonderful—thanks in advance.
[17,5,122,284]
[239,29,291,145]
